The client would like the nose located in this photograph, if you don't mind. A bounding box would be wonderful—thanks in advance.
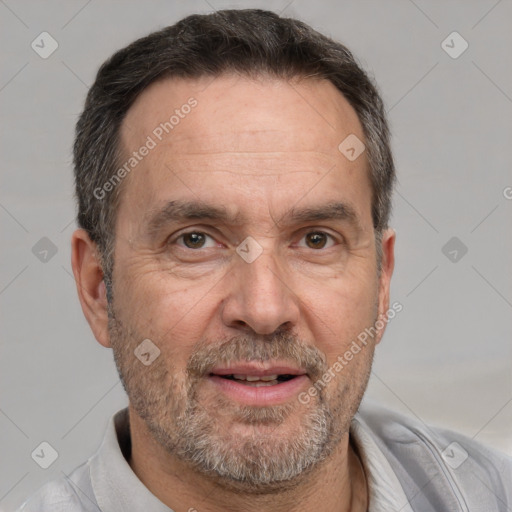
[221,252,300,335]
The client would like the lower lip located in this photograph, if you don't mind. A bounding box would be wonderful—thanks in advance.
[208,375,310,405]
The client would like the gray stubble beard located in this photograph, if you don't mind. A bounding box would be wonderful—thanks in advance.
[108,307,375,493]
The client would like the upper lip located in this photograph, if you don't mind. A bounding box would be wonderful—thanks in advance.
[210,362,307,377]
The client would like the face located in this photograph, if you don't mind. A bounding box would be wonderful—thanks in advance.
[105,74,394,491]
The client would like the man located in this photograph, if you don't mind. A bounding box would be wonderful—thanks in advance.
[18,8,511,512]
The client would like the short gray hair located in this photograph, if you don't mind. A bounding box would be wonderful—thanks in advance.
[74,9,395,279]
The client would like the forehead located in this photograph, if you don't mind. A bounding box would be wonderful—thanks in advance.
[121,74,364,156]
[116,74,371,231]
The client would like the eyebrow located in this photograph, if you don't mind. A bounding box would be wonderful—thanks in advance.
[146,200,241,237]
[283,202,360,228]
[145,199,362,237]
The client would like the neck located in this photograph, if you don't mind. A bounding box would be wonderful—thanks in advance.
[127,406,368,512]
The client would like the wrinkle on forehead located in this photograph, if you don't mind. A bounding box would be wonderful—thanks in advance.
[149,151,341,180]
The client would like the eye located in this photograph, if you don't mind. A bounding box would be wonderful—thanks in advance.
[298,231,336,250]
[175,231,217,249]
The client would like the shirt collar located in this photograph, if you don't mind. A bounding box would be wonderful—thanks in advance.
[350,412,414,512]
[89,409,173,512]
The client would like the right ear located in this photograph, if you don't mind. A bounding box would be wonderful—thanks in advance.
[71,229,111,348]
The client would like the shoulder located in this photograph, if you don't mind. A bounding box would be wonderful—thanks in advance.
[354,400,512,508]
[16,462,98,512]
[356,400,512,468]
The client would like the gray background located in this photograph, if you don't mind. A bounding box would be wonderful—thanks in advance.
[1,0,511,509]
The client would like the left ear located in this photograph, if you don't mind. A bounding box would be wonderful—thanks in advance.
[375,228,396,345]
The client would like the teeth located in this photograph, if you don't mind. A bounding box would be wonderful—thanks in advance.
[233,374,279,381]
[243,381,278,387]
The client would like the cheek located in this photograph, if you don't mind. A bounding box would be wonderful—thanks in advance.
[302,268,378,358]
[113,262,220,361]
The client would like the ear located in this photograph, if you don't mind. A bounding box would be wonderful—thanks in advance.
[71,229,111,348]
[375,228,396,345]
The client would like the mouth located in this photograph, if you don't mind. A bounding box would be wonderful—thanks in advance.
[213,374,298,387]
[207,363,309,405]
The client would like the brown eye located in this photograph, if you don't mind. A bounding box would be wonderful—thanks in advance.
[305,232,329,249]
[182,232,207,249]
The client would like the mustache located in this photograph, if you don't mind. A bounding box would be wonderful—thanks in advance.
[187,331,328,382]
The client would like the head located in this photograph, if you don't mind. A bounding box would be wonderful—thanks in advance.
[71,9,395,493]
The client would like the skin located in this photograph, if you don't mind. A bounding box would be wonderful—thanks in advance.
[72,74,395,512]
